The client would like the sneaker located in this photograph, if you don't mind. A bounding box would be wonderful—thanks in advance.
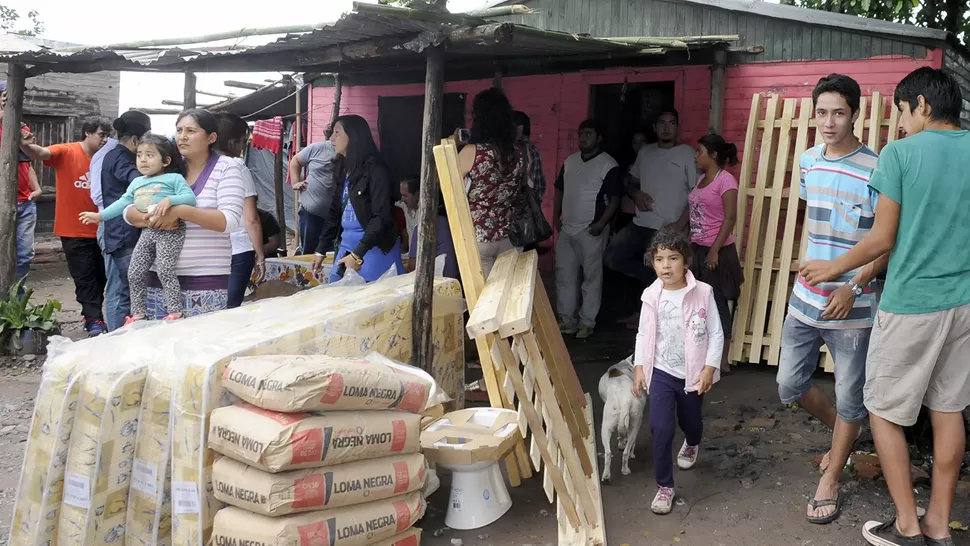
[123,315,144,327]
[85,319,106,337]
[559,320,578,335]
[677,441,699,470]
[576,326,594,339]
[162,313,183,321]
[651,486,675,515]
[862,518,926,546]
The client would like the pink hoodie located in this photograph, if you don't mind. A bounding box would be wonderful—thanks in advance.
[634,270,722,393]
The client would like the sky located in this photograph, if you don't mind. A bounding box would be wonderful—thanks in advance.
[9,0,486,133]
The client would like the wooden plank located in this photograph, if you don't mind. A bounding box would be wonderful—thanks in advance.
[733,93,762,246]
[533,276,587,408]
[853,96,867,140]
[732,94,779,364]
[887,101,901,145]
[867,92,884,152]
[489,338,583,529]
[433,142,530,485]
[498,251,539,338]
[750,98,795,359]
[767,98,812,366]
[466,249,519,338]
[558,394,607,546]
[501,336,598,525]
[520,332,593,476]
[0,64,25,294]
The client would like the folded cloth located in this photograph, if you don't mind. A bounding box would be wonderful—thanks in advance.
[252,116,283,153]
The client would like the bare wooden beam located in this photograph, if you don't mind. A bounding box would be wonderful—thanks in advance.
[273,124,288,257]
[0,64,25,295]
[293,84,302,253]
[161,99,216,108]
[329,74,343,129]
[197,89,236,100]
[412,45,444,374]
[183,72,197,110]
[467,5,535,16]
[60,22,334,51]
[709,48,727,134]
[224,80,263,91]
[130,107,181,115]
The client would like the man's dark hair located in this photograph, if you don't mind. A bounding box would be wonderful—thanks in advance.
[512,110,531,137]
[82,117,112,137]
[649,228,692,263]
[655,108,680,124]
[578,118,604,137]
[402,178,420,195]
[894,67,962,126]
[812,74,862,114]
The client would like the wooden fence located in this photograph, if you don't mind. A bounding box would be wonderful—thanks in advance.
[729,92,902,370]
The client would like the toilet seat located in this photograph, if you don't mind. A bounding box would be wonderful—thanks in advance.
[421,408,521,530]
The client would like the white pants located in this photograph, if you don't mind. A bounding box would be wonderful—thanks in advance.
[555,228,607,328]
[478,238,518,278]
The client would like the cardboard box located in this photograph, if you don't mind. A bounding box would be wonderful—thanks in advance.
[420,408,521,466]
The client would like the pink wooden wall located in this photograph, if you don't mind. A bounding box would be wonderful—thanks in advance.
[307,50,942,218]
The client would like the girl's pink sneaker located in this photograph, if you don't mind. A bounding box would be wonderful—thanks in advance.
[162,313,183,321]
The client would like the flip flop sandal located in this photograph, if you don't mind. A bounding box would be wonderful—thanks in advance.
[806,495,843,524]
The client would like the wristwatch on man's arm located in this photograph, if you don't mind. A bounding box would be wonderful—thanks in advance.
[846,279,864,298]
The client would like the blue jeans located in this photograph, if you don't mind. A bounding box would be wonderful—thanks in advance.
[776,314,870,423]
[603,223,657,286]
[15,201,36,283]
[228,251,255,308]
[97,224,133,331]
[298,208,333,255]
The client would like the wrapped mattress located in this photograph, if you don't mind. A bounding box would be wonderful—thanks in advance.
[211,491,425,546]
[211,453,427,516]
[10,338,95,546]
[56,360,149,546]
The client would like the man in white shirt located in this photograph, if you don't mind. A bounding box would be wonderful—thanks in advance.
[553,119,624,339]
[604,109,696,289]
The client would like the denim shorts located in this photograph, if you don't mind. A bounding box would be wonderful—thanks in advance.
[776,314,870,423]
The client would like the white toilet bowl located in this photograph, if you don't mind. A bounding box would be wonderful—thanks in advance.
[421,408,522,530]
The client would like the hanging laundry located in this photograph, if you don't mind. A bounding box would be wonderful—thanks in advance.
[252,116,283,153]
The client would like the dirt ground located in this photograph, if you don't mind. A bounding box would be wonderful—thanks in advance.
[0,252,967,546]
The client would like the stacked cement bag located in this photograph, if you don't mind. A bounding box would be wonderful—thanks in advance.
[12,273,462,546]
[209,354,438,546]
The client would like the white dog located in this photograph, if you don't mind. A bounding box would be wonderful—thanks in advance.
[599,355,647,483]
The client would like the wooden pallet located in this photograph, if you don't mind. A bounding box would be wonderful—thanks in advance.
[730,92,901,368]
[435,140,604,544]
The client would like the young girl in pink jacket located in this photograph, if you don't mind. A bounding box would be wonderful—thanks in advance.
[632,229,725,515]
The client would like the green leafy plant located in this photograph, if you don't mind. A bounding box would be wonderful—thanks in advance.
[0,277,61,346]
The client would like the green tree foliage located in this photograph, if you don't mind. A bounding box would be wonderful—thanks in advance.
[0,6,43,36]
[784,0,967,44]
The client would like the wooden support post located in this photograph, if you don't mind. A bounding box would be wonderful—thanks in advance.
[293,87,302,253]
[709,49,727,134]
[0,64,25,296]
[183,72,197,110]
[412,46,444,373]
[329,74,343,130]
[493,67,503,89]
[273,124,288,257]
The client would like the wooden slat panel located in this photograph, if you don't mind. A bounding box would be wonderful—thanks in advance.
[558,394,607,546]
[868,92,885,152]
[498,251,539,338]
[466,249,518,338]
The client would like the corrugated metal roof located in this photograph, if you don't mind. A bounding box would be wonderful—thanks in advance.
[0,4,717,74]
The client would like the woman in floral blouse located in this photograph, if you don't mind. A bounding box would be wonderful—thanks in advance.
[458,88,526,276]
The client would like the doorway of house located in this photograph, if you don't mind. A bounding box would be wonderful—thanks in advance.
[590,80,677,322]
[378,93,467,182]
[590,80,676,168]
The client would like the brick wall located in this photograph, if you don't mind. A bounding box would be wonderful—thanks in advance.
[309,65,711,220]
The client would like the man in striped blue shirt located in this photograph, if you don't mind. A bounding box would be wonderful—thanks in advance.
[776,74,889,526]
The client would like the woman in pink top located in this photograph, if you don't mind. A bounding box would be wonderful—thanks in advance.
[669,133,743,371]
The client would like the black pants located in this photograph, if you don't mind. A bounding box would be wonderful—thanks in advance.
[61,236,107,323]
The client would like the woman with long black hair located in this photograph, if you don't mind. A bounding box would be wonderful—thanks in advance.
[458,87,526,276]
[311,115,403,282]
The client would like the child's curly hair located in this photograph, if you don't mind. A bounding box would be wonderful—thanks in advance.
[648,228,693,263]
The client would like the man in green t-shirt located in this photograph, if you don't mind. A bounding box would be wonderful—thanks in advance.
[800,67,970,546]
